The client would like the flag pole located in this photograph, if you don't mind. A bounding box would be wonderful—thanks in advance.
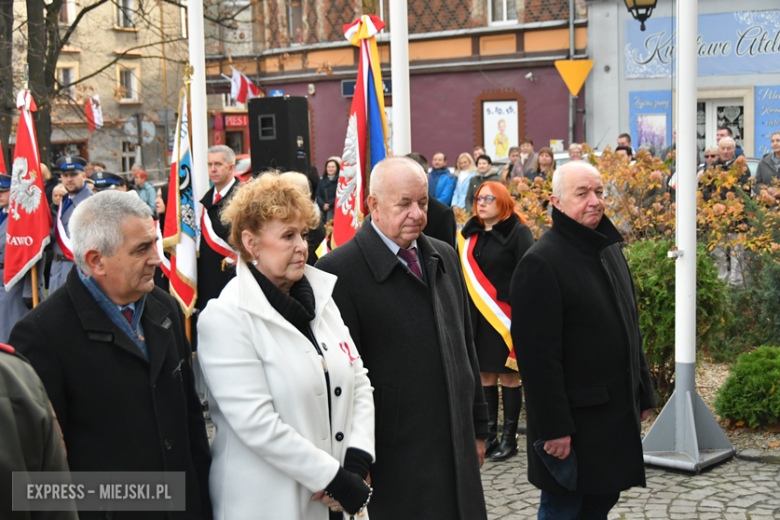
[22,62,40,309]
[182,65,194,344]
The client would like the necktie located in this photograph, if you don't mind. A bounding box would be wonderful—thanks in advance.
[121,308,134,327]
[214,192,222,204]
[398,247,423,281]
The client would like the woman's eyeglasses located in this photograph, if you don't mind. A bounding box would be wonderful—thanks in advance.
[476,195,496,203]
[705,154,718,158]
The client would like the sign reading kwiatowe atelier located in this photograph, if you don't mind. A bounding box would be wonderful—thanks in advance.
[756,87,780,156]
[626,10,780,79]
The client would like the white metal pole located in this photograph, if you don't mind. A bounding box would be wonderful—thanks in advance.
[389,0,411,156]
[187,0,209,198]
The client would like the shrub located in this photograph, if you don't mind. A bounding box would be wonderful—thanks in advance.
[624,238,729,404]
[714,346,780,430]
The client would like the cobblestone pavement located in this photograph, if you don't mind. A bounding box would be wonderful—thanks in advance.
[482,434,780,520]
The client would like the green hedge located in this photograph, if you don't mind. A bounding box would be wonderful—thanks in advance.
[714,346,780,430]
[624,238,729,404]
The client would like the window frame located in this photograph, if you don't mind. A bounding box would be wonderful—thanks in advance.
[116,64,142,104]
[121,141,137,173]
[286,0,303,44]
[488,0,518,26]
[116,0,136,29]
[55,62,79,102]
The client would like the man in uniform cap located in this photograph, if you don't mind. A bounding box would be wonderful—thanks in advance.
[49,155,91,293]
[0,174,46,343]
[89,170,123,192]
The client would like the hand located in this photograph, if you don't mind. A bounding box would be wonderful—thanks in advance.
[543,436,571,460]
[641,409,652,422]
[476,439,486,468]
[311,491,341,510]
[323,203,331,211]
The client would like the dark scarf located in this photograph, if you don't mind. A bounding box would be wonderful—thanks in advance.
[247,263,316,344]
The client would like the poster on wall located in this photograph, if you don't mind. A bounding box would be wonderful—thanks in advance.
[629,90,672,153]
[625,10,780,79]
[482,101,519,161]
[756,86,780,157]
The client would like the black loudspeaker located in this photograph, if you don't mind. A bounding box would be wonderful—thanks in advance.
[249,96,311,175]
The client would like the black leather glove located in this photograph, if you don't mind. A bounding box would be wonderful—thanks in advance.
[23,297,34,310]
[343,448,372,481]
[325,467,371,515]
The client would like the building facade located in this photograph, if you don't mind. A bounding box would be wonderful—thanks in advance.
[11,0,188,180]
[586,0,780,158]
[204,0,590,171]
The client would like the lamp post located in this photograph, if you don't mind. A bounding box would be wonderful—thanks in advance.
[623,0,658,31]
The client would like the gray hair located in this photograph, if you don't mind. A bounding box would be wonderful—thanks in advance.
[279,171,311,196]
[552,160,600,202]
[369,156,426,197]
[70,191,153,274]
[772,131,780,140]
[207,145,236,165]
[719,137,736,150]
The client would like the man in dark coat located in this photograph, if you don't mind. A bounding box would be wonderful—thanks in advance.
[316,156,488,520]
[197,145,240,312]
[510,161,656,519]
[10,191,212,520]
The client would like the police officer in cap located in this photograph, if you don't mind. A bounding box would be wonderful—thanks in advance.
[90,170,123,192]
[49,155,92,294]
[0,174,46,343]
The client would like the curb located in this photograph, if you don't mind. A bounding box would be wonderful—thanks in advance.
[736,449,780,464]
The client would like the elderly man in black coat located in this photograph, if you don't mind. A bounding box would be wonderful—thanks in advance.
[510,161,656,520]
[316,156,488,520]
[10,191,212,520]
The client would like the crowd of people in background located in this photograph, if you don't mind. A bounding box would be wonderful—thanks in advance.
[5,119,780,520]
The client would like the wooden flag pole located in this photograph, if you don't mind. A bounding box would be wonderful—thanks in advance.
[31,265,39,307]
[185,316,192,343]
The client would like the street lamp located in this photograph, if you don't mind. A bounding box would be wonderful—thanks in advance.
[624,0,658,31]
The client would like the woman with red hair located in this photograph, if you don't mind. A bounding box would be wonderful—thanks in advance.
[458,181,534,462]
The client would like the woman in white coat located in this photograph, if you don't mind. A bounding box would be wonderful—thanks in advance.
[198,173,375,520]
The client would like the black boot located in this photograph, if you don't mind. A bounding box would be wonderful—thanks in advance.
[490,386,522,462]
[483,386,499,457]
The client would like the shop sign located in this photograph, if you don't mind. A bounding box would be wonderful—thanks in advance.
[342,79,392,97]
[225,114,248,127]
[628,90,672,152]
[626,10,780,79]
[756,86,780,156]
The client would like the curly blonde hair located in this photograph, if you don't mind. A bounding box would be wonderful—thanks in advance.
[221,173,319,262]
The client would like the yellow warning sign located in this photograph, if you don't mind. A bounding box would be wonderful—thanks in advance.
[554,60,594,97]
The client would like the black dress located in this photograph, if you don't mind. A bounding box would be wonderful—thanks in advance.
[460,213,534,373]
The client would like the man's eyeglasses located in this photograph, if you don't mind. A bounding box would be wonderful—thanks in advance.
[476,195,496,204]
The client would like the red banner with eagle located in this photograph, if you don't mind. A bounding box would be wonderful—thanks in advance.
[331,14,389,248]
[4,91,52,289]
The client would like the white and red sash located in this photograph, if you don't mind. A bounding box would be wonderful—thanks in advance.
[457,232,517,370]
[155,220,171,277]
[201,206,237,264]
[55,202,75,261]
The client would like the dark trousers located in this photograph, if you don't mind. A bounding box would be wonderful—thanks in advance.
[538,491,620,520]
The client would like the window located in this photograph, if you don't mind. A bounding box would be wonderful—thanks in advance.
[58,0,75,25]
[122,141,137,172]
[287,0,303,44]
[220,0,253,55]
[222,93,245,111]
[489,0,517,25]
[116,0,135,28]
[377,0,390,29]
[117,65,140,102]
[56,64,78,100]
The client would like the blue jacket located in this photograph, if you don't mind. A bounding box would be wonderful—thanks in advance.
[428,168,456,206]
[136,182,158,215]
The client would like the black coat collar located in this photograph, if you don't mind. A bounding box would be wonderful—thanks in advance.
[551,206,623,252]
[355,215,446,283]
[461,213,519,246]
[201,179,239,209]
[66,269,173,381]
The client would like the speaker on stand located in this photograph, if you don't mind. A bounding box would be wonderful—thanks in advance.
[248,96,311,176]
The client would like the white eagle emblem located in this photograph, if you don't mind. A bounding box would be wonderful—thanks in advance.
[9,157,43,220]
[336,113,362,229]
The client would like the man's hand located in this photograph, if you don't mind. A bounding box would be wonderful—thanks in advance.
[476,439,486,468]
[543,436,571,460]
[641,409,652,422]
[323,203,331,211]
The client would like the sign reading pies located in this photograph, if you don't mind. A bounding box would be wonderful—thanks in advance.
[225,115,248,127]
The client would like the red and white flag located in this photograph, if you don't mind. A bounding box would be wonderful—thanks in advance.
[4,91,52,289]
[84,94,103,132]
[229,66,262,104]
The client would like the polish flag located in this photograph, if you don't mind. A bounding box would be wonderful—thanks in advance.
[84,94,103,132]
[230,66,262,104]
